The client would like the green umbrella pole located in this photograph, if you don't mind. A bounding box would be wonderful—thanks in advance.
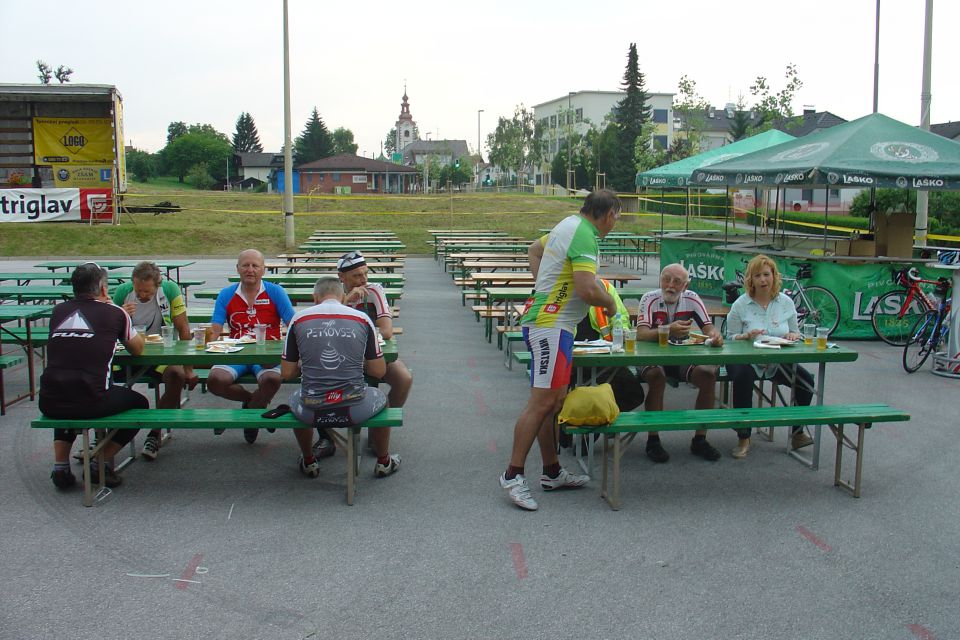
[754,188,759,242]
[823,187,829,252]
[724,187,729,244]
[685,187,690,232]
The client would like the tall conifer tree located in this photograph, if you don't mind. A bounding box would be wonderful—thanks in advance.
[293,108,334,163]
[609,43,651,191]
[232,112,264,153]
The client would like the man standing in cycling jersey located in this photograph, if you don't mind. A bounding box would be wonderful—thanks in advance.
[500,189,621,511]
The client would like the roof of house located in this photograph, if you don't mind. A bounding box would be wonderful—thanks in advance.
[679,107,846,139]
[777,110,847,137]
[297,153,417,173]
[401,140,470,164]
[931,121,960,140]
[236,152,283,168]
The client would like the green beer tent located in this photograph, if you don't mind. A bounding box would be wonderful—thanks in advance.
[635,129,795,188]
[686,112,960,190]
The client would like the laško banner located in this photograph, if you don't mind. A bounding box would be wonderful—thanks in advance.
[0,188,113,222]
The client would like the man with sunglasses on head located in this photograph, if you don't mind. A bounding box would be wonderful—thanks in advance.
[207,249,295,443]
[333,250,412,467]
[111,261,197,461]
[41,262,149,490]
[500,189,622,511]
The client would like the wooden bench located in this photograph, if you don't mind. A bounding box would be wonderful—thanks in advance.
[0,353,25,415]
[564,403,909,510]
[31,407,403,507]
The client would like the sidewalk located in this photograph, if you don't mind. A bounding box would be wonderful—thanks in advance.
[0,256,956,640]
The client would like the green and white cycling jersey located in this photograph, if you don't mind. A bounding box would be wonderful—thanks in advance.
[520,214,600,332]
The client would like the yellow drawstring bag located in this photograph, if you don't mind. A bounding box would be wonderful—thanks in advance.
[557,384,620,427]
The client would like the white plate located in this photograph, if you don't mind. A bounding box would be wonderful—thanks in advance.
[206,345,243,354]
[756,336,797,346]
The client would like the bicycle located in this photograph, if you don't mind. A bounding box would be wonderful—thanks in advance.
[902,278,952,373]
[870,267,950,346]
[722,261,841,335]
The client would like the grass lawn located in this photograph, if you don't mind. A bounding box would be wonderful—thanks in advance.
[0,184,737,257]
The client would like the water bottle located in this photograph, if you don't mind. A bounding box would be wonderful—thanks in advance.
[611,313,625,353]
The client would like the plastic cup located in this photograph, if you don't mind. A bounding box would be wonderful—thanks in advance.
[816,327,829,350]
[657,325,669,347]
[133,324,147,336]
[254,324,266,345]
[194,326,206,350]
[802,323,815,346]
[624,327,637,352]
[161,325,175,348]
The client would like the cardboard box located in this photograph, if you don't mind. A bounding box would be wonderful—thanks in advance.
[875,213,916,258]
[849,237,877,257]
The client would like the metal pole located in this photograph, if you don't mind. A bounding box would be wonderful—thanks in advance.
[477,109,483,190]
[282,0,295,248]
[915,0,933,247]
[567,92,574,193]
[869,0,880,227]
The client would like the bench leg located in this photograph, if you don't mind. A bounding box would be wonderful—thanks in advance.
[606,432,623,511]
[833,422,867,498]
[345,426,360,506]
[82,428,93,507]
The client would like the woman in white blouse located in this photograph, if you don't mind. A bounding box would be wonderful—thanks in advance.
[724,255,815,459]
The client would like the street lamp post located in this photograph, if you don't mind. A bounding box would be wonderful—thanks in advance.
[566,91,575,193]
[477,109,483,190]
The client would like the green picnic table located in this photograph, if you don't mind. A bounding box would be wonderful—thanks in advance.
[0,272,128,285]
[35,260,196,282]
[193,287,403,304]
[0,304,54,404]
[0,285,76,303]
[299,241,405,253]
[229,274,404,286]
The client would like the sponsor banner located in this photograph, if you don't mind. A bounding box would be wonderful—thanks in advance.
[659,238,727,299]
[114,94,127,192]
[52,165,113,188]
[0,188,112,222]
[33,117,115,165]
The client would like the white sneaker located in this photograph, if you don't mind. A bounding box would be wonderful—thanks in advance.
[374,454,401,478]
[499,473,538,511]
[540,468,590,491]
[141,434,160,461]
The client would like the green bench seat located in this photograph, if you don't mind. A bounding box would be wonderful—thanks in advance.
[1,353,26,415]
[31,407,403,507]
[564,403,909,510]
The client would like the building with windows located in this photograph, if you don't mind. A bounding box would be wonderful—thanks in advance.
[394,89,418,153]
[401,139,470,167]
[296,154,417,194]
[531,90,674,186]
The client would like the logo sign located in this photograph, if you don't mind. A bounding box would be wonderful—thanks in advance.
[0,188,111,222]
[912,177,945,188]
[870,141,938,163]
[735,173,743,184]
[33,117,115,165]
[827,172,840,184]
[677,177,685,186]
[896,176,908,188]
[647,177,667,186]
[842,174,874,185]
[770,142,829,162]
[742,174,764,184]
[52,165,113,188]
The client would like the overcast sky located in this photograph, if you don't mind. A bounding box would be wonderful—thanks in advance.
[4,0,957,158]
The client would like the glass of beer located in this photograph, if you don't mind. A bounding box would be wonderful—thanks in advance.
[815,327,829,350]
[802,323,815,346]
[194,326,206,350]
[658,325,669,347]
[624,325,637,352]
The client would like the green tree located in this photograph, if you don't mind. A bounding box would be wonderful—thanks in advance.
[384,125,420,157]
[54,65,73,84]
[634,121,666,173]
[167,121,188,145]
[728,95,751,141]
[609,43,652,192]
[160,125,232,183]
[187,162,215,190]
[293,108,334,164]
[673,74,709,154]
[232,112,263,153]
[331,127,359,155]
[36,60,52,84]
[126,148,157,182]
[748,63,803,134]
[849,188,960,235]
[486,105,538,180]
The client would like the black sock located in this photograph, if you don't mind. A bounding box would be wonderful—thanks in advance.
[505,465,524,480]
[54,462,70,472]
[542,462,561,478]
[647,435,661,446]
[692,434,706,443]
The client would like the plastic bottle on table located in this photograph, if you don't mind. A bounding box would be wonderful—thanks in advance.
[611,313,625,353]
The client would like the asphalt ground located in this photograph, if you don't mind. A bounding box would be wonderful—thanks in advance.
[0,255,957,640]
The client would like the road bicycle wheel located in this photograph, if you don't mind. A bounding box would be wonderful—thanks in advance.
[902,310,940,373]
[871,290,928,346]
[794,286,840,335]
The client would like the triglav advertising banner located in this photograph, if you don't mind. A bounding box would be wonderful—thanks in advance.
[0,188,113,222]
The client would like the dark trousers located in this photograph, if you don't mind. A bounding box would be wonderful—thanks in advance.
[726,363,815,440]
[43,385,149,446]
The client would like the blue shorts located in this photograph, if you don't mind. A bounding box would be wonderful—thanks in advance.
[210,363,281,382]
[522,326,574,389]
